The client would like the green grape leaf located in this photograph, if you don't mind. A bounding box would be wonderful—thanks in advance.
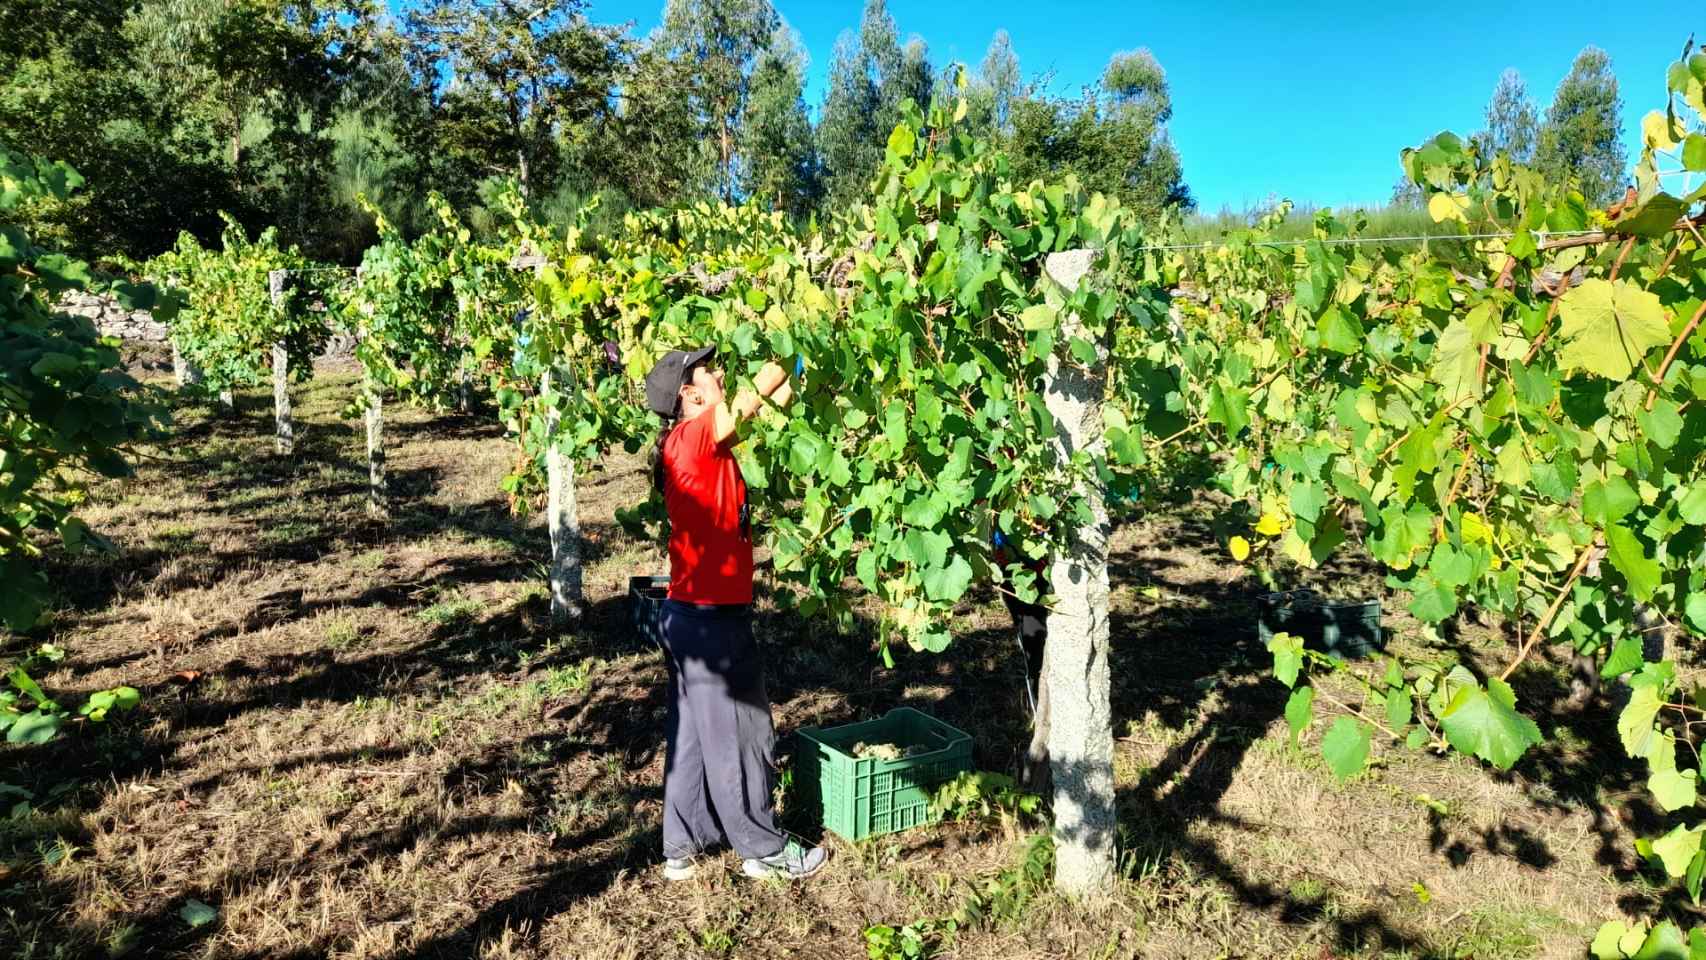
[1606,524,1662,602]
[921,555,973,603]
[1688,593,1706,633]
[1386,683,1413,730]
[1621,682,1665,760]
[1318,305,1364,354]
[1556,279,1673,380]
[1284,685,1315,749]
[886,123,916,162]
[1584,477,1640,525]
[1267,632,1304,688]
[1618,193,1687,238]
[1685,135,1706,172]
[787,431,824,477]
[1320,716,1372,782]
[1639,399,1685,449]
[1207,384,1250,436]
[1494,441,1530,486]
[856,550,879,592]
[1652,824,1706,878]
[1406,572,1458,623]
[29,353,81,378]
[1601,637,1646,678]
[1590,921,1630,960]
[1679,484,1706,525]
[1634,921,1692,960]
[1437,677,1542,770]
[1650,767,1699,813]
[5,710,62,745]
[901,493,947,528]
[1288,479,1327,526]
[1020,304,1056,331]
[1429,321,1481,402]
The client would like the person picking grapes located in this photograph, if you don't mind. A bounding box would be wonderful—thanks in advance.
[643,345,827,882]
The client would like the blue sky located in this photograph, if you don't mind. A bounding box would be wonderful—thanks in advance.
[583,0,1696,213]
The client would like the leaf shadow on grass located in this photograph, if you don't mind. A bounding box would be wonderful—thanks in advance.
[8,588,677,955]
[7,386,1656,957]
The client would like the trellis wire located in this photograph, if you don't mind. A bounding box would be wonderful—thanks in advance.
[1136,229,1606,253]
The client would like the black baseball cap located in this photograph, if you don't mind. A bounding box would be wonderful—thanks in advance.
[644,345,716,417]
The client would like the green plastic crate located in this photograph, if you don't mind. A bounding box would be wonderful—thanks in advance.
[794,708,973,842]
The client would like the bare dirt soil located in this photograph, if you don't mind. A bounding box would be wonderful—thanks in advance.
[0,367,1679,959]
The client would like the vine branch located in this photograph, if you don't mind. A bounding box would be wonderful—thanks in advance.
[1498,537,1601,682]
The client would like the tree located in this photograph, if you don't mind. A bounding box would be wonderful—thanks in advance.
[657,0,778,199]
[1475,68,1538,164]
[737,27,819,214]
[0,0,364,259]
[885,38,934,127]
[406,0,622,199]
[1006,50,1192,222]
[1390,174,1424,208]
[979,30,1020,135]
[1535,47,1627,206]
[594,42,709,209]
[815,0,931,210]
[817,31,878,209]
[319,28,439,262]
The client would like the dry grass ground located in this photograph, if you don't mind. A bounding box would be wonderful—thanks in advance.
[0,361,1686,958]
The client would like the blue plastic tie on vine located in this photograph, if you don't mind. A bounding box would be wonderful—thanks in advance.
[795,356,805,376]
[991,529,1006,547]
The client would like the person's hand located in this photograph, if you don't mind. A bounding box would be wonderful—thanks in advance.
[770,378,794,409]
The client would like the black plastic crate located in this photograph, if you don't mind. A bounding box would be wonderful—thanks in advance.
[1257,589,1384,660]
[628,575,669,650]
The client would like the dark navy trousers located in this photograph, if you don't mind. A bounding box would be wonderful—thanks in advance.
[658,599,786,861]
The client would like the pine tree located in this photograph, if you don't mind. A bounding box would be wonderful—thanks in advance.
[1535,46,1627,206]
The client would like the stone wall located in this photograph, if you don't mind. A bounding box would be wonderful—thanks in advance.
[58,290,169,342]
[55,291,356,358]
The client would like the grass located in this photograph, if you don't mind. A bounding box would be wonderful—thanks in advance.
[1179,199,1499,257]
[0,357,1669,958]
[415,591,484,627]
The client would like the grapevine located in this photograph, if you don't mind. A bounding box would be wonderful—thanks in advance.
[1,145,160,740]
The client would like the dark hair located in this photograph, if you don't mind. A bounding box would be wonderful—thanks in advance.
[651,417,677,496]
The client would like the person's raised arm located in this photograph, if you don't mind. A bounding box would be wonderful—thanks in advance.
[711,359,792,446]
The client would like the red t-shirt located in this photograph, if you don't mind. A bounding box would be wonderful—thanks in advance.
[663,409,753,605]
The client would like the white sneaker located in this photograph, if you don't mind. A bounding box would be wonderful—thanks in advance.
[741,839,827,880]
[662,856,698,881]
